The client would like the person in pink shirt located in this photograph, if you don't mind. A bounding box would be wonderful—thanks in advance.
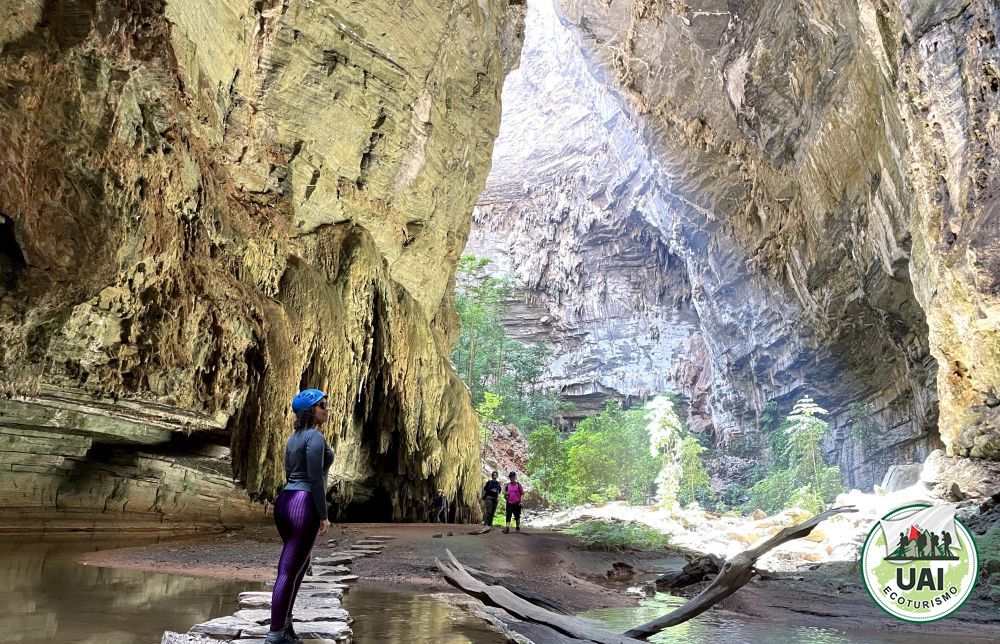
[502,471,524,534]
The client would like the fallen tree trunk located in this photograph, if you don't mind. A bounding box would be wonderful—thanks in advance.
[654,554,723,589]
[437,505,857,643]
[436,550,642,643]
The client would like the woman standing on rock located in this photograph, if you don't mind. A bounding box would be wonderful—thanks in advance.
[265,388,334,644]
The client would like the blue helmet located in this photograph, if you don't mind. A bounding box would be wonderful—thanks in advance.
[291,388,326,413]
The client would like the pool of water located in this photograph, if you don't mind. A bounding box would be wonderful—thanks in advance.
[580,592,961,643]
[1,536,511,644]
[342,585,506,643]
[0,535,257,644]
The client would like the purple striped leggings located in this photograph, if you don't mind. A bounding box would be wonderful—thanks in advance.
[270,490,320,629]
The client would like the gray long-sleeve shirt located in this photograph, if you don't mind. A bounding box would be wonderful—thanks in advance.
[283,427,334,519]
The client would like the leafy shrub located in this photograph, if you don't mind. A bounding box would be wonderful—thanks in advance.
[526,402,661,507]
[744,396,843,514]
[563,520,670,551]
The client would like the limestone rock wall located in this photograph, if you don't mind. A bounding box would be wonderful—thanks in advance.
[467,0,712,431]
[0,0,524,523]
[536,0,998,483]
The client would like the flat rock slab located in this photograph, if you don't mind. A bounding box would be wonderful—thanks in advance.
[311,565,350,576]
[303,574,358,584]
[349,547,382,555]
[189,615,256,638]
[364,535,396,540]
[266,580,349,590]
[297,585,350,595]
[162,632,217,644]
[233,608,352,624]
[238,592,342,610]
[353,540,385,546]
[240,621,352,640]
[314,554,354,565]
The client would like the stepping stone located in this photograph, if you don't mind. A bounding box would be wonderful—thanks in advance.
[233,608,352,624]
[303,574,358,584]
[314,554,354,565]
[353,540,385,546]
[349,546,382,554]
[240,621,352,641]
[162,632,216,644]
[189,615,255,638]
[265,581,349,595]
[298,584,350,595]
[311,565,350,576]
[364,535,396,540]
[238,592,342,610]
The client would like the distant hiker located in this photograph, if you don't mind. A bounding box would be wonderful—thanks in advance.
[432,489,449,523]
[482,471,501,526]
[930,530,940,557]
[266,388,334,644]
[502,471,524,534]
[942,530,954,557]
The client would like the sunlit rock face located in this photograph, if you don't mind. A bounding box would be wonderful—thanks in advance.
[556,0,999,476]
[468,0,713,431]
[0,0,524,522]
[475,0,999,486]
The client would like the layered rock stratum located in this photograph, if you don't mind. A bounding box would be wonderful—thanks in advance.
[0,0,524,523]
[470,0,999,487]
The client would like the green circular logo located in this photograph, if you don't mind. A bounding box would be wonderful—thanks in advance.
[860,503,978,622]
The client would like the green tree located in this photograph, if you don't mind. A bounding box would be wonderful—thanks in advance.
[451,255,557,431]
[476,391,503,461]
[562,402,661,505]
[677,434,713,506]
[526,425,566,503]
[746,396,843,514]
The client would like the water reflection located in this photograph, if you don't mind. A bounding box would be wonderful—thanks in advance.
[343,586,506,644]
[0,536,257,644]
[581,593,957,643]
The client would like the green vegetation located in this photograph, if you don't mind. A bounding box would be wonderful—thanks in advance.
[677,434,713,506]
[527,402,661,506]
[744,396,844,514]
[526,396,714,510]
[452,255,561,433]
[563,520,669,551]
[646,395,714,508]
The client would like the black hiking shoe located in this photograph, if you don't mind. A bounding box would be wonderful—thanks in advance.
[284,623,301,642]
[263,631,297,644]
[516,527,520,533]
[502,527,510,534]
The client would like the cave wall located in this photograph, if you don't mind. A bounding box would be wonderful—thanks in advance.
[467,0,712,430]
[0,0,525,523]
[542,0,998,483]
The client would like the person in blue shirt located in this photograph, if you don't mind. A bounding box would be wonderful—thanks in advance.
[265,388,334,644]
